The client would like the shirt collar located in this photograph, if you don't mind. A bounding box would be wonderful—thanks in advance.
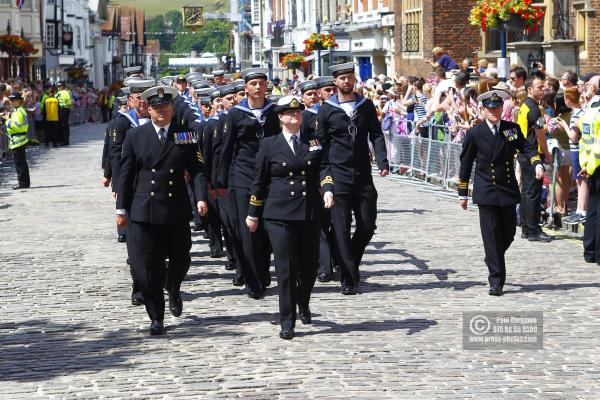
[485,119,500,133]
[282,130,300,143]
[152,121,170,135]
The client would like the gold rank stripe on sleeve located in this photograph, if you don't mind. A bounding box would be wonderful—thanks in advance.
[320,176,334,187]
[458,181,469,189]
[250,195,264,207]
[530,155,541,164]
[196,150,204,163]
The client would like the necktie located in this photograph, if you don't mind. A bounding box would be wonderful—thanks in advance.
[292,135,300,155]
[492,125,498,136]
[159,128,166,146]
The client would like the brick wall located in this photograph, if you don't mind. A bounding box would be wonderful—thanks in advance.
[394,0,482,77]
[580,0,600,74]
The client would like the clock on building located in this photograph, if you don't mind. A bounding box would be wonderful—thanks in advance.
[182,6,204,29]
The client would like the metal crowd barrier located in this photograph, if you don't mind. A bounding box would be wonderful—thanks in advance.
[0,126,9,163]
[385,120,476,192]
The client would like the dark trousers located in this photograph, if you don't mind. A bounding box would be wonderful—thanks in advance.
[584,174,600,263]
[13,146,30,187]
[206,194,223,251]
[127,221,191,321]
[100,105,109,122]
[478,205,516,288]
[187,180,208,230]
[318,208,337,275]
[265,219,319,330]
[518,155,543,234]
[59,108,70,144]
[234,188,271,292]
[44,121,60,147]
[331,183,378,288]
[219,191,239,270]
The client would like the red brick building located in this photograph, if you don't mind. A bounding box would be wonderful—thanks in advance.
[394,0,600,77]
[394,0,480,77]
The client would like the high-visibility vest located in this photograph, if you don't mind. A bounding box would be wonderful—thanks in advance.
[44,97,60,122]
[579,102,600,176]
[56,89,72,108]
[108,95,116,108]
[6,106,29,150]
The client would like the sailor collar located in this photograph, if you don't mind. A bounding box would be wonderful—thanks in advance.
[120,109,141,127]
[325,94,367,115]
[234,98,274,117]
[305,103,320,115]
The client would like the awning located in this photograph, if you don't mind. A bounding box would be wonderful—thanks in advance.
[168,56,219,68]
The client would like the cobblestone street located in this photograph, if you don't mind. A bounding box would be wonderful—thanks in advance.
[1,123,599,399]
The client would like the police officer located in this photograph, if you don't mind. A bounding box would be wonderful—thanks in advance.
[218,68,280,298]
[316,62,389,295]
[4,92,30,190]
[459,90,544,296]
[116,85,208,335]
[579,75,600,263]
[108,78,155,305]
[245,96,334,339]
[55,81,72,145]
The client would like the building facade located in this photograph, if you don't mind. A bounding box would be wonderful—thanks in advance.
[0,0,44,80]
[394,0,600,78]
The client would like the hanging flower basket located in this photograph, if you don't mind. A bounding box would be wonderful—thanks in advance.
[0,34,38,55]
[281,53,305,69]
[468,0,544,32]
[303,33,338,54]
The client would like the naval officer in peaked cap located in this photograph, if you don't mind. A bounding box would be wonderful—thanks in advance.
[458,89,544,297]
[246,96,334,340]
[116,85,208,335]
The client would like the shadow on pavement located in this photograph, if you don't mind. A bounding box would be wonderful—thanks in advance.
[377,208,431,215]
[0,319,139,382]
[296,318,438,337]
[505,282,600,293]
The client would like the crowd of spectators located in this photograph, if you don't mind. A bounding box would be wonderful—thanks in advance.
[0,78,116,155]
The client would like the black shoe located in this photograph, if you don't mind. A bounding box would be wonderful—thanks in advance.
[341,286,357,295]
[224,262,236,271]
[521,230,529,239]
[247,290,265,299]
[210,249,225,258]
[528,231,553,242]
[202,232,209,239]
[149,320,165,335]
[317,272,332,282]
[117,233,127,243]
[232,274,245,286]
[299,307,311,324]
[193,224,203,231]
[168,291,183,317]
[12,184,29,190]
[126,258,130,265]
[131,292,144,306]
[489,286,503,296]
[279,328,294,340]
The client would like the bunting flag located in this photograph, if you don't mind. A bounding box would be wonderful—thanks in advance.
[16,0,25,9]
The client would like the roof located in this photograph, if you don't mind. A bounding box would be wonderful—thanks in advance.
[101,5,145,46]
